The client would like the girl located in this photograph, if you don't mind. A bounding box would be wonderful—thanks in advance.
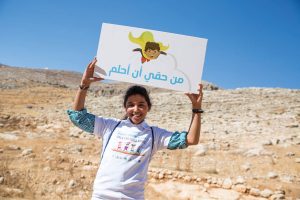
[67,58,203,200]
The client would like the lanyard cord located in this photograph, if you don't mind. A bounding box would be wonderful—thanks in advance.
[187,114,195,133]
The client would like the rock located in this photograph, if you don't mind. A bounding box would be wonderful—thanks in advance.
[233,184,247,193]
[249,188,260,196]
[8,145,21,150]
[244,147,265,157]
[55,186,65,194]
[286,124,299,128]
[68,180,76,188]
[0,132,19,140]
[165,170,172,175]
[208,188,240,200]
[208,142,221,150]
[280,174,294,183]
[0,177,4,184]
[222,178,232,189]
[207,177,217,184]
[158,173,164,179]
[3,187,23,195]
[2,114,10,119]
[295,158,300,163]
[274,190,285,195]
[260,189,273,198]
[270,194,285,200]
[194,144,208,156]
[183,176,191,182]
[21,148,33,156]
[70,145,83,153]
[69,130,80,138]
[235,176,246,184]
[285,152,295,157]
[46,155,54,161]
[216,178,223,186]
[262,139,272,146]
[43,167,51,172]
[271,138,280,145]
[267,172,278,179]
[52,179,58,184]
[0,149,3,153]
[241,163,251,171]
[84,160,92,165]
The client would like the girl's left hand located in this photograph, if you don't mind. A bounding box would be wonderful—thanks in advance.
[185,84,203,109]
[81,57,103,86]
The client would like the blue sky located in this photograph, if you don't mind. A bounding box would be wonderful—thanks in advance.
[0,0,299,89]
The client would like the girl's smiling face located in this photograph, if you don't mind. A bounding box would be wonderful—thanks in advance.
[125,94,149,124]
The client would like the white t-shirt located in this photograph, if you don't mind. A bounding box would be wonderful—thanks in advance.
[92,116,173,200]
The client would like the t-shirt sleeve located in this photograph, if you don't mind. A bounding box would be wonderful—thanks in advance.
[67,109,95,134]
[94,115,120,138]
[152,127,174,151]
[167,131,188,150]
[153,127,188,151]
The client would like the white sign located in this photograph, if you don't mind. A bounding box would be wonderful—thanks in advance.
[95,23,207,93]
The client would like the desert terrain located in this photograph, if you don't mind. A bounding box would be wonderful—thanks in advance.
[0,64,299,200]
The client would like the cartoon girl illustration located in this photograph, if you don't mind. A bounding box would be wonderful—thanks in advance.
[128,31,169,64]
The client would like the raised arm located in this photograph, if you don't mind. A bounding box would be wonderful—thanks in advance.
[185,84,203,145]
[73,58,103,110]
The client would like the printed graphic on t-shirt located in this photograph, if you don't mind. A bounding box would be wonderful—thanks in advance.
[112,141,145,156]
[111,132,150,162]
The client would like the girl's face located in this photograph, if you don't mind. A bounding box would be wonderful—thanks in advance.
[125,94,149,124]
[144,49,160,59]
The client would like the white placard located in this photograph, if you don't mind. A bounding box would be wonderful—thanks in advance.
[95,23,207,93]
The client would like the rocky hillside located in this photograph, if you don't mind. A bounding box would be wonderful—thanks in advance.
[0,65,299,200]
[0,64,219,93]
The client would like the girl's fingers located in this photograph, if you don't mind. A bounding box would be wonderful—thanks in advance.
[87,58,98,69]
[186,83,203,104]
[187,94,198,104]
[91,58,97,67]
[87,61,93,68]
[198,84,203,92]
[89,77,104,82]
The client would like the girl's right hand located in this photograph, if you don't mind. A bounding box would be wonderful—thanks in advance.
[81,58,104,86]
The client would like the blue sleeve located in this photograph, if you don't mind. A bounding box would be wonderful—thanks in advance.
[167,131,188,150]
[67,109,95,134]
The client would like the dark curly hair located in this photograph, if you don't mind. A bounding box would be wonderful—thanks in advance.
[123,85,152,110]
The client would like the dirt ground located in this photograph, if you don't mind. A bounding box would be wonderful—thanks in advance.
[0,85,299,200]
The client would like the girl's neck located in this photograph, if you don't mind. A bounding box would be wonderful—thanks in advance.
[129,118,145,125]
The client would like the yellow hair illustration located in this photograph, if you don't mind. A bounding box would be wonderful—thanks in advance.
[129,31,169,60]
